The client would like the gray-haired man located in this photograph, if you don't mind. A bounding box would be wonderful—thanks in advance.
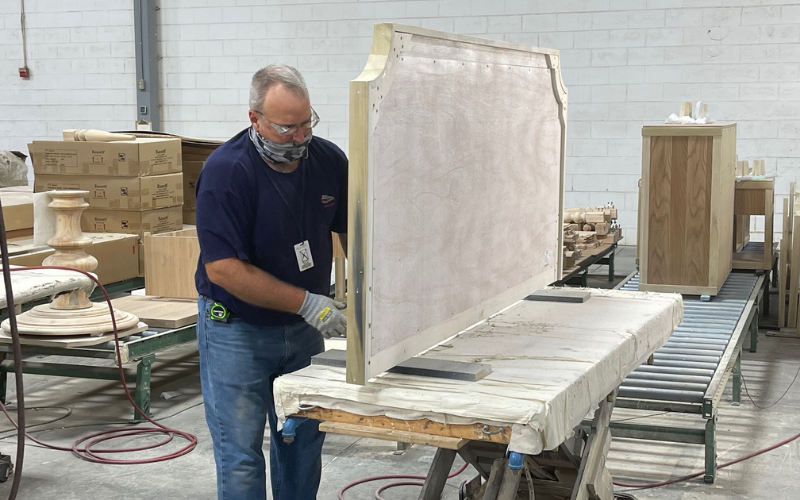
[194,64,348,500]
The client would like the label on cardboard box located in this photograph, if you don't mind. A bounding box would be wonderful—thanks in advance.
[30,138,181,177]
[35,173,183,211]
[82,206,183,237]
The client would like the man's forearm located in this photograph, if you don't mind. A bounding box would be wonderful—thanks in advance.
[205,258,305,313]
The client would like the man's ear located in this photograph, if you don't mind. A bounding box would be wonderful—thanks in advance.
[248,109,259,127]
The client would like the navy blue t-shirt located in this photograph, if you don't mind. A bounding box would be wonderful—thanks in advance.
[194,128,347,326]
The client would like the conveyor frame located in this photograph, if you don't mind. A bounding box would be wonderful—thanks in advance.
[599,270,766,484]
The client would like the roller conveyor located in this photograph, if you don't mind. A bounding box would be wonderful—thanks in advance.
[617,272,759,404]
[603,270,766,484]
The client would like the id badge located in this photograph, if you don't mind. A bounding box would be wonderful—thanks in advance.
[294,240,314,272]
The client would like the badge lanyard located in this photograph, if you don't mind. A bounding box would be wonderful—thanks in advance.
[264,162,315,272]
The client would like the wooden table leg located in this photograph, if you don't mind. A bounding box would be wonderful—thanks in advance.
[418,447,457,500]
[571,391,615,500]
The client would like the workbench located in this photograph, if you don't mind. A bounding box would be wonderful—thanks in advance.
[0,273,197,421]
[556,243,619,287]
[275,289,682,499]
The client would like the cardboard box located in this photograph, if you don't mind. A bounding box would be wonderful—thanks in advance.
[7,233,140,285]
[144,228,199,299]
[34,173,183,211]
[0,193,34,231]
[183,161,203,209]
[183,208,196,225]
[82,206,183,237]
[29,137,181,177]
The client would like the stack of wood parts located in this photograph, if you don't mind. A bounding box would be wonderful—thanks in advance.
[562,204,622,269]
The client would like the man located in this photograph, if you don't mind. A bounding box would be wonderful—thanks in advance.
[194,64,348,500]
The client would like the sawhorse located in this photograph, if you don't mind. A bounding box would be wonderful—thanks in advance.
[304,391,618,500]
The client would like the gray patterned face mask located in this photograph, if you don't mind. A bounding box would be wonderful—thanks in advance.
[249,126,312,164]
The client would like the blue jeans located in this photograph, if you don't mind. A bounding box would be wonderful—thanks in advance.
[197,296,325,500]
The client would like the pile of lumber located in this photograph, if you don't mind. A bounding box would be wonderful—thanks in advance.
[562,203,622,269]
[562,224,582,268]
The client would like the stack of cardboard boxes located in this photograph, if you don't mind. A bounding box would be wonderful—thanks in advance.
[29,137,185,237]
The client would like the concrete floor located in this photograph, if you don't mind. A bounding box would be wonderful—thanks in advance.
[0,246,798,499]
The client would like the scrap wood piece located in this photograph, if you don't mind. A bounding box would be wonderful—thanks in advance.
[299,407,510,444]
[110,295,198,328]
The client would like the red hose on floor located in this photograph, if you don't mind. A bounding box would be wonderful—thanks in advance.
[0,265,197,464]
[338,462,469,500]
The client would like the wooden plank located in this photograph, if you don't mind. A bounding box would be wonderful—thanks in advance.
[110,295,197,328]
[711,127,736,292]
[319,421,466,450]
[572,394,614,500]
[686,135,713,287]
[347,24,566,383]
[734,189,767,215]
[641,123,735,137]
[143,228,199,299]
[419,448,458,500]
[332,233,346,301]
[780,198,790,328]
[765,190,775,269]
[0,322,147,347]
[646,135,672,285]
[297,407,511,444]
[788,213,800,328]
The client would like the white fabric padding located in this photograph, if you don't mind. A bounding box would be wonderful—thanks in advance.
[274,289,683,455]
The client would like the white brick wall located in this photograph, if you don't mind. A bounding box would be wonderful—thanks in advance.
[2,0,800,244]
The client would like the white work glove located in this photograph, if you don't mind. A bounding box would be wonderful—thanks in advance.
[297,291,347,339]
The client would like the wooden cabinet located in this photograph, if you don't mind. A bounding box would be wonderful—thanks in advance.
[639,123,737,296]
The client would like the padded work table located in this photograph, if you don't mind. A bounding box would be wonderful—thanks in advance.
[279,289,680,432]
[276,289,681,498]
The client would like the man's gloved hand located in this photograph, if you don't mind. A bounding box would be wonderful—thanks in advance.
[297,291,347,339]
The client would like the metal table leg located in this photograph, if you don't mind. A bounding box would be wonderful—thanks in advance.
[750,312,759,353]
[132,354,155,421]
[608,248,615,282]
[704,417,716,483]
[732,353,741,406]
[0,354,6,405]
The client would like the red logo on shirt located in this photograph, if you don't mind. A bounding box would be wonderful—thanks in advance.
[321,195,336,207]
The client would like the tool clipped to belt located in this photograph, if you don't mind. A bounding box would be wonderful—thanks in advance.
[209,302,232,323]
